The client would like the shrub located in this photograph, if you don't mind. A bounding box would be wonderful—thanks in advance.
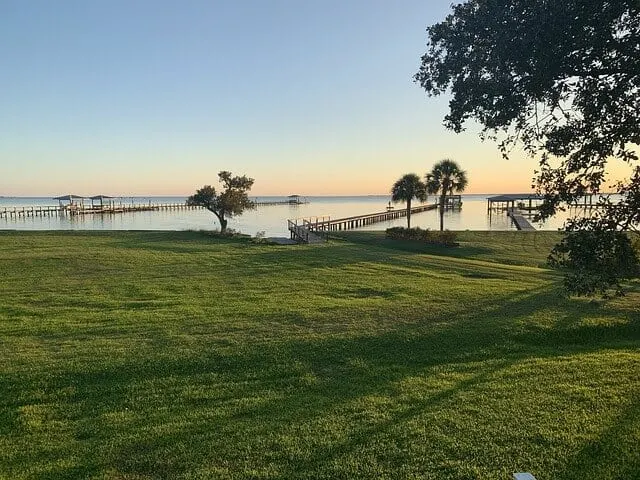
[433,230,458,246]
[251,231,271,244]
[386,227,458,246]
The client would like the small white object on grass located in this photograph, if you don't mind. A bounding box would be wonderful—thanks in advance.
[513,474,537,480]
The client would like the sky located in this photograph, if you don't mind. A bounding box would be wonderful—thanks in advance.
[0,0,556,196]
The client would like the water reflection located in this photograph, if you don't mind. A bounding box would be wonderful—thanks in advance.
[1,195,589,236]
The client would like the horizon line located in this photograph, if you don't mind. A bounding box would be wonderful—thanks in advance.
[2,192,544,198]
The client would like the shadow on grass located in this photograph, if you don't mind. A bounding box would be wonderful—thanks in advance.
[110,230,255,254]
[556,399,640,480]
[230,241,556,287]
[3,283,639,478]
[334,230,564,269]
[331,231,494,258]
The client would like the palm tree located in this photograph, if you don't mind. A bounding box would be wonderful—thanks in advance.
[425,159,468,231]
[391,173,427,228]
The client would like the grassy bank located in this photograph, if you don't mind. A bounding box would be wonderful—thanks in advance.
[0,230,638,479]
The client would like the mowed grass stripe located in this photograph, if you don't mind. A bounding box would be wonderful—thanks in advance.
[0,230,638,479]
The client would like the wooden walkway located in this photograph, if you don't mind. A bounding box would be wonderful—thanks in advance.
[507,209,536,231]
[0,203,199,219]
[287,203,437,242]
[287,219,327,243]
[314,203,437,232]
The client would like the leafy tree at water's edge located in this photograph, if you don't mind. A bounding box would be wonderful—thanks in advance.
[187,171,255,233]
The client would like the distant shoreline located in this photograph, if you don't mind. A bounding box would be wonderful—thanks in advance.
[0,193,562,199]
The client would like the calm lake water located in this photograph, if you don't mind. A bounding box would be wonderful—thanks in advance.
[0,195,593,236]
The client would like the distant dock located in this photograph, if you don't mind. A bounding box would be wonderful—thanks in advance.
[0,203,199,219]
[255,194,308,206]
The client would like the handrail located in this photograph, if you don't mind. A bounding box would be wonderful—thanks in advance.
[310,204,434,226]
[287,219,310,242]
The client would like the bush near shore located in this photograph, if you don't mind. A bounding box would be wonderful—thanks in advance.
[386,226,458,246]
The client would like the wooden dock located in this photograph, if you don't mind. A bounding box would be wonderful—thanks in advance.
[317,203,437,232]
[287,219,327,243]
[255,195,308,206]
[507,208,536,231]
[0,203,199,219]
[287,203,437,242]
[254,199,308,206]
[488,193,601,213]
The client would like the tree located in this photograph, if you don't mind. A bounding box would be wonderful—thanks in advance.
[187,171,255,233]
[425,159,468,231]
[391,174,427,229]
[415,0,640,293]
[548,228,639,297]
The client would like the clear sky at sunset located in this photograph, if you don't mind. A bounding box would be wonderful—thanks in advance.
[1,0,545,196]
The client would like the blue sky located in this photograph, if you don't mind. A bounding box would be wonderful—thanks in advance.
[1,0,541,196]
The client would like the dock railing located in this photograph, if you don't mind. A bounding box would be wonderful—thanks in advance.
[303,216,331,240]
[287,217,331,243]
[286,204,437,239]
[287,219,309,243]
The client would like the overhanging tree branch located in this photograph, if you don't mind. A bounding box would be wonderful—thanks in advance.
[415,0,640,295]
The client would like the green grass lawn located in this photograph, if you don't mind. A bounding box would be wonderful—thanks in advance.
[0,230,638,479]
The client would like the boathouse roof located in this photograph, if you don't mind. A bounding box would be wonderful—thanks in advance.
[53,195,85,201]
[89,195,114,200]
[487,194,544,202]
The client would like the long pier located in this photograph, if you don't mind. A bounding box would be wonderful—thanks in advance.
[0,203,199,219]
[288,203,437,242]
[318,203,437,231]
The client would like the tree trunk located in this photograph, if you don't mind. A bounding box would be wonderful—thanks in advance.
[208,208,228,233]
[439,192,446,231]
[406,198,412,229]
[219,216,228,233]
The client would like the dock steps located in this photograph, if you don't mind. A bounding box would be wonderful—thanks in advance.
[287,220,326,244]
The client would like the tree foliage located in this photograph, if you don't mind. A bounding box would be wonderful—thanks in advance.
[425,159,468,231]
[187,171,255,233]
[548,226,639,297]
[391,173,427,229]
[415,0,640,293]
